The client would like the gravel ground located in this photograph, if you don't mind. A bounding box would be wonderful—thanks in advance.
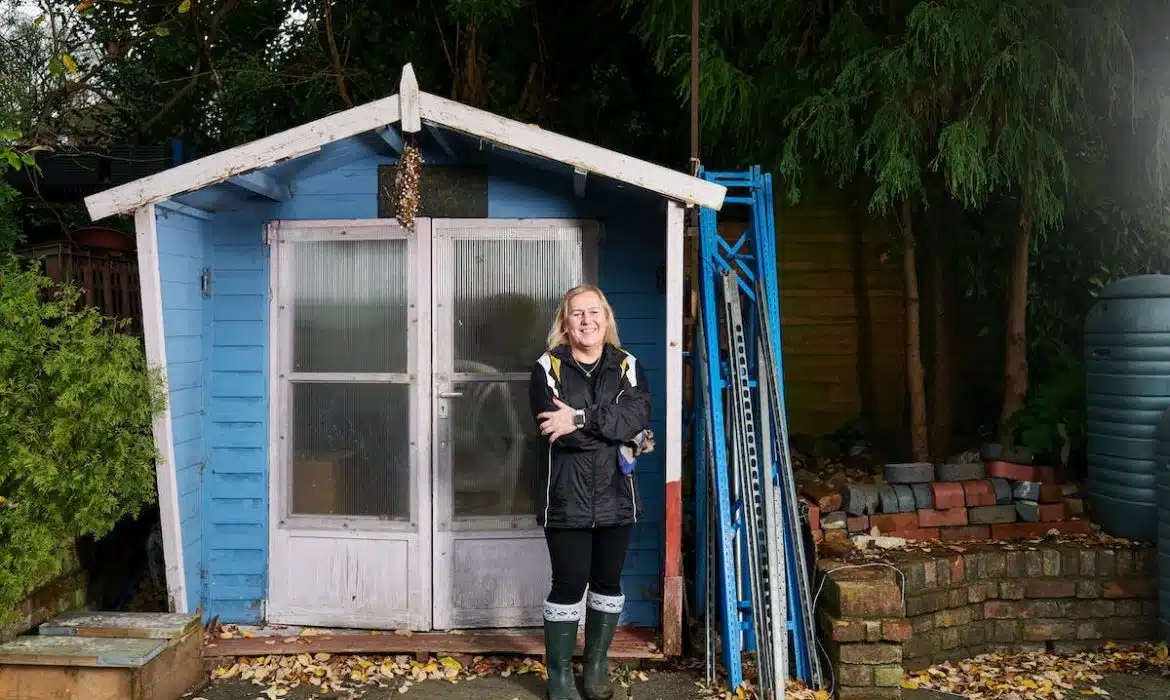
[187,668,1170,700]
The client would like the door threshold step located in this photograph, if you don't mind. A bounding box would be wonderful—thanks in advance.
[203,627,662,660]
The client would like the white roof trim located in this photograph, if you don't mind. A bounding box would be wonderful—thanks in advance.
[417,92,725,210]
[84,64,725,220]
[85,94,401,221]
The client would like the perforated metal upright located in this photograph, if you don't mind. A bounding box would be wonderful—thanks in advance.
[692,167,823,693]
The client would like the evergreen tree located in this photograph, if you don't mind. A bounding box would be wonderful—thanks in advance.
[633,0,1154,453]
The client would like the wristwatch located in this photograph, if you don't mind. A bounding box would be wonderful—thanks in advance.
[573,409,586,428]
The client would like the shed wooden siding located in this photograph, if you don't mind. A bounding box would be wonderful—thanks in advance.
[154,207,207,610]
[714,195,907,440]
[182,142,667,627]
[202,201,271,623]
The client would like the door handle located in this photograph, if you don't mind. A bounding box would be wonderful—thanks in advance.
[438,391,464,399]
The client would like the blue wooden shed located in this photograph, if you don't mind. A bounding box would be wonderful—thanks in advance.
[83,65,726,651]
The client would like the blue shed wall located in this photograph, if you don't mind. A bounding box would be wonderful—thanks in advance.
[155,206,207,611]
[202,202,272,622]
[190,143,666,627]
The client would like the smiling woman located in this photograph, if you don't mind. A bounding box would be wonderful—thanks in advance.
[528,284,654,700]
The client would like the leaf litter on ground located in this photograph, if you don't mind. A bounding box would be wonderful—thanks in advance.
[901,641,1170,699]
[210,651,562,696]
[692,676,830,700]
[209,647,829,700]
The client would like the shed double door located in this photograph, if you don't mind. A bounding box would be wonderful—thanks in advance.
[267,217,595,630]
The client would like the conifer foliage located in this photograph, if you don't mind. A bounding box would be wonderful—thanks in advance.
[0,250,165,621]
[632,0,1153,456]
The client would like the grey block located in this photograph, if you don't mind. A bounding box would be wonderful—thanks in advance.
[989,478,1013,505]
[893,484,916,513]
[884,462,936,484]
[1016,500,1040,522]
[878,485,900,513]
[1013,481,1041,501]
[935,462,986,482]
[981,442,1034,465]
[968,504,1017,525]
[911,483,934,509]
[821,511,847,529]
[842,485,872,516]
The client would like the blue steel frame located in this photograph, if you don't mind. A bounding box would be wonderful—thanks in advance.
[692,167,814,690]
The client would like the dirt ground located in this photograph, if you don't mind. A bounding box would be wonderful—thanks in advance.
[188,668,1170,700]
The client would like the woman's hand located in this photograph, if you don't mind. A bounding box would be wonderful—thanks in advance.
[538,398,580,443]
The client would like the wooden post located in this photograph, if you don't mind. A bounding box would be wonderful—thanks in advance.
[663,200,686,657]
[134,204,188,614]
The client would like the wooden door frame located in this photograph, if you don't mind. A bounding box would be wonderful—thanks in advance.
[429,218,600,629]
[265,217,433,630]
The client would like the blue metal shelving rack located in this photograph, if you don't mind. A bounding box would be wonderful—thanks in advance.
[692,167,822,693]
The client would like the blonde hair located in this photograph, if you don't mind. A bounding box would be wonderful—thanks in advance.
[545,284,622,351]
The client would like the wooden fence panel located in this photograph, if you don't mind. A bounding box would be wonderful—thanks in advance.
[17,242,143,338]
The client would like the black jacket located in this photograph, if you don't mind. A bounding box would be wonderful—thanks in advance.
[528,343,652,529]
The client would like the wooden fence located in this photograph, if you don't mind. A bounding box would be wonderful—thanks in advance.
[17,242,143,337]
[682,190,908,445]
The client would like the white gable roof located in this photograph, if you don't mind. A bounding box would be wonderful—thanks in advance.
[84,64,726,221]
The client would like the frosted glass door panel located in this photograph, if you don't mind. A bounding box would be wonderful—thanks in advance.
[285,237,415,520]
[449,378,541,518]
[290,382,411,519]
[292,239,408,374]
[452,235,583,374]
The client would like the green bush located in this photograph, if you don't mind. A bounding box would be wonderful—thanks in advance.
[0,255,165,622]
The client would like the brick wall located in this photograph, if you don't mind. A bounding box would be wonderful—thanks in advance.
[0,546,89,644]
[818,542,1158,700]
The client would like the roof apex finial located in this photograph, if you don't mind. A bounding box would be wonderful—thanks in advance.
[399,63,421,133]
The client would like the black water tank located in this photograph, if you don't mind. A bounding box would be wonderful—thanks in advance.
[1084,274,1170,542]
[1154,408,1170,641]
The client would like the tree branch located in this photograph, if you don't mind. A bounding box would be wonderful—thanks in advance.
[144,0,239,131]
[144,58,203,131]
[322,0,352,106]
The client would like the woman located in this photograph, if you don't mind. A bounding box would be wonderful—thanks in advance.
[529,284,653,700]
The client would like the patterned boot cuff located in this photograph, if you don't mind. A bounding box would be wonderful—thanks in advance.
[543,600,582,623]
[586,591,625,614]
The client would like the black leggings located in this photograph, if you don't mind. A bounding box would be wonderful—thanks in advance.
[544,525,633,604]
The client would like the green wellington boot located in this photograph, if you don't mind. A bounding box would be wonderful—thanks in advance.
[582,593,623,700]
[543,603,584,700]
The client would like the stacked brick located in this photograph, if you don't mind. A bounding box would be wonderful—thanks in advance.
[818,543,1157,700]
[805,445,1090,544]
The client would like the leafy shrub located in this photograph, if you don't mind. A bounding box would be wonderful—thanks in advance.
[1003,340,1086,468]
[0,254,165,621]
